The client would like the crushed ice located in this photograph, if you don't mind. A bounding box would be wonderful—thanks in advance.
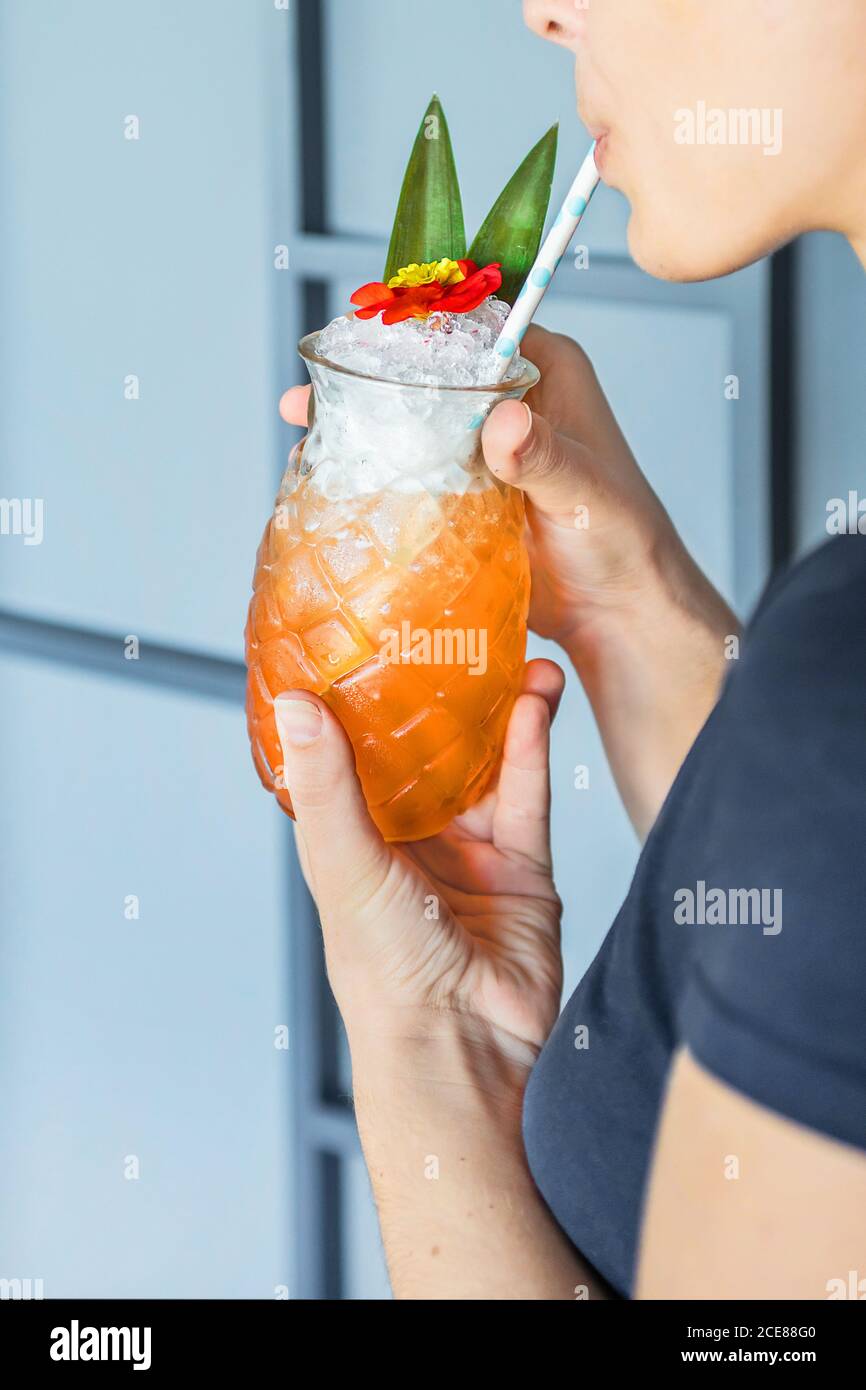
[316,297,529,388]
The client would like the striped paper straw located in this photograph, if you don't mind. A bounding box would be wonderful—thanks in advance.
[490,143,600,379]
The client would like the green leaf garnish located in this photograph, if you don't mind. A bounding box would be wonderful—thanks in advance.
[468,124,558,305]
[383,94,467,282]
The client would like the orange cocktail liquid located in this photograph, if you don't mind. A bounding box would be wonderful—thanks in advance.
[245,471,529,842]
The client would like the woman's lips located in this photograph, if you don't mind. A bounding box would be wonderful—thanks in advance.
[592,132,610,174]
[580,110,611,174]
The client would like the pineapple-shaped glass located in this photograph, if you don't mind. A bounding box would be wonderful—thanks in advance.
[245,333,539,842]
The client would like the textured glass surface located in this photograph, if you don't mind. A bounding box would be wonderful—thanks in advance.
[246,360,534,841]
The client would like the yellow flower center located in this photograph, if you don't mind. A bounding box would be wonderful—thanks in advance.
[387,258,466,290]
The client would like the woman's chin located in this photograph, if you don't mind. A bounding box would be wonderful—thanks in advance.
[626,212,753,285]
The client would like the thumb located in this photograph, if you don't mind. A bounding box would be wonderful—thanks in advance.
[274,692,390,912]
[482,399,593,520]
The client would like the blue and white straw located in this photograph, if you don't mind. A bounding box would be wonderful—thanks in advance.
[490,143,600,379]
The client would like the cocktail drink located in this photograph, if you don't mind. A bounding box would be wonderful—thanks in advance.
[244,87,567,841]
[245,300,539,841]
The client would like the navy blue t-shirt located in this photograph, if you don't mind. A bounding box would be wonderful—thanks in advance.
[523,536,866,1298]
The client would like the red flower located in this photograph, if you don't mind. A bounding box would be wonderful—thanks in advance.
[350,259,502,325]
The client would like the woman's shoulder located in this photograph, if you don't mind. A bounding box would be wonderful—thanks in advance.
[749,534,866,640]
[730,536,866,716]
[677,535,866,1153]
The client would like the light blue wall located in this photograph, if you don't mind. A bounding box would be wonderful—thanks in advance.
[0,655,290,1297]
[0,0,293,658]
[0,0,296,1298]
[323,0,632,260]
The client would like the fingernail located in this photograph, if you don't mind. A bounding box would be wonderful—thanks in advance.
[274,696,322,748]
[515,402,534,455]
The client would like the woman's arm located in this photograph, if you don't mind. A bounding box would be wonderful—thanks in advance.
[272,663,610,1300]
[350,1021,609,1300]
[562,540,736,841]
[637,1049,866,1298]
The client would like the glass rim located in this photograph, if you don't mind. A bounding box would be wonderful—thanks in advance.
[298,329,540,396]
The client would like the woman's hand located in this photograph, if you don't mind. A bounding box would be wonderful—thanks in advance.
[483,325,692,647]
[281,325,738,838]
[274,657,608,1298]
[274,658,565,1078]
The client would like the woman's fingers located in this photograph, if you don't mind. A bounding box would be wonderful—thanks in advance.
[275,694,462,1007]
[519,656,566,724]
[437,659,565,847]
[493,694,554,869]
[520,325,619,449]
[492,660,565,869]
[275,659,563,904]
[273,692,391,914]
[279,385,312,427]
[482,397,597,522]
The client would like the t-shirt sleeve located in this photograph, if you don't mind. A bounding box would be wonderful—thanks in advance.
[678,538,866,1151]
